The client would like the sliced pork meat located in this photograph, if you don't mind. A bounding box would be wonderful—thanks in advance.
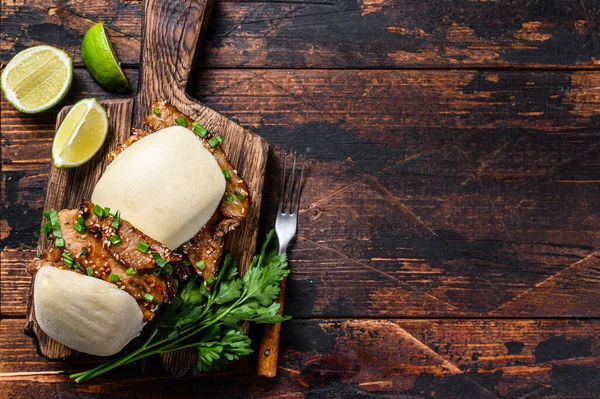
[105,100,251,281]
[79,200,181,270]
[29,209,175,321]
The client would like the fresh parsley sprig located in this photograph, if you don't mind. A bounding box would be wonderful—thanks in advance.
[70,230,289,382]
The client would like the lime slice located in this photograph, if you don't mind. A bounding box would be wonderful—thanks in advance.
[1,45,73,114]
[81,23,129,93]
[52,98,109,168]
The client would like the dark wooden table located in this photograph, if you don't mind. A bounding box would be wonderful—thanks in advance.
[1,1,600,398]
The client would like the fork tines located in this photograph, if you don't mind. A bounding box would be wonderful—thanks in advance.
[278,151,305,216]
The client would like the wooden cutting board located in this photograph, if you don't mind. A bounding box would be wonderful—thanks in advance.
[24,0,268,376]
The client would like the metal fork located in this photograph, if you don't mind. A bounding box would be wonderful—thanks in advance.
[257,150,305,378]
[275,151,305,255]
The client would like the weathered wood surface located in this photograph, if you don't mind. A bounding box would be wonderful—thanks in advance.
[2,0,600,397]
[2,0,600,68]
[3,70,599,318]
[2,318,600,398]
[18,0,269,377]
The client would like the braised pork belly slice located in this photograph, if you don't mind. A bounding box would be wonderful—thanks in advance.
[80,200,181,270]
[29,209,175,321]
[105,100,251,282]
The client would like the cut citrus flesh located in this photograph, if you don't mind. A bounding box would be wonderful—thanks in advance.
[81,23,129,93]
[1,45,73,113]
[52,98,109,168]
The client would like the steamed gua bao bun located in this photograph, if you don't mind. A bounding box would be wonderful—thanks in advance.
[92,125,227,250]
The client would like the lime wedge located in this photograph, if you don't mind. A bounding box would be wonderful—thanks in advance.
[1,45,73,114]
[81,23,129,93]
[52,98,109,168]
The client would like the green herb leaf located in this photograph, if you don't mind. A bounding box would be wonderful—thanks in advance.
[69,230,289,383]
[93,205,105,219]
[41,221,52,234]
[208,137,220,148]
[137,241,150,253]
[112,211,120,229]
[152,252,168,267]
[192,121,207,138]
[74,216,86,233]
[43,209,63,238]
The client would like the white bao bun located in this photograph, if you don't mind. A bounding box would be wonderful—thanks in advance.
[92,126,226,250]
[34,266,145,356]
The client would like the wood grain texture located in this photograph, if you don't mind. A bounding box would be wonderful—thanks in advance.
[19,0,269,376]
[2,0,600,395]
[22,99,134,360]
[2,0,599,68]
[4,69,599,318]
[3,318,600,398]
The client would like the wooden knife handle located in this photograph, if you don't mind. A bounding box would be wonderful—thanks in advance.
[256,277,287,377]
[134,0,213,126]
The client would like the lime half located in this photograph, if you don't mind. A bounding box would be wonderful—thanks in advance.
[1,45,73,114]
[52,98,109,168]
[81,23,129,93]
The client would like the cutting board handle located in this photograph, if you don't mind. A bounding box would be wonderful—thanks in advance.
[134,0,213,126]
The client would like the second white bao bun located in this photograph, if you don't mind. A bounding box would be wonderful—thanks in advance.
[91,126,226,250]
[34,265,145,356]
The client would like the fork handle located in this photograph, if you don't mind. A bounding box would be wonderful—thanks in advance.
[256,277,287,377]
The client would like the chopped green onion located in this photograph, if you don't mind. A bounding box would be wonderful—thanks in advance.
[75,262,85,272]
[234,191,243,201]
[152,252,168,267]
[126,267,137,276]
[153,107,161,116]
[224,194,234,202]
[81,247,88,256]
[208,137,220,148]
[93,205,105,218]
[175,117,187,127]
[41,221,52,234]
[182,259,192,267]
[239,172,245,179]
[137,241,150,253]
[144,293,154,302]
[63,258,73,267]
[112,211,120,229]
[164,264,173,276]
[174,278,179,289]
[55,238,65,248]
[109,235,122,245]
[196,260,206,270]
[192,121,208,137]
[110,273,119,283]
[206,276,216,284]
[86,267,94,276]
[215,135,223,144]
[222,169,230,179]
[43,209,63,238]
[104,207,111,216]
[152,268,161,276]
[62,252,73,261]
[74,216,86,233]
